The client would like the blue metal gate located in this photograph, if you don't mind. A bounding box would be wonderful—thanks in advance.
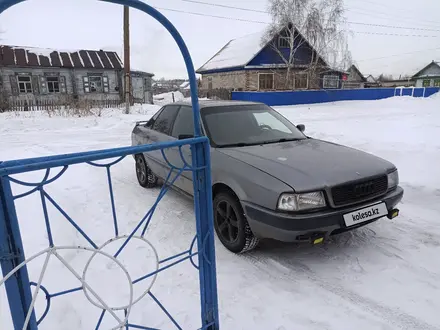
[0,1,219,329]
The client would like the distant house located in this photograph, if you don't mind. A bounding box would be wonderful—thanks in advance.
[343,64,366,89]
[379,78,414,88]
[364,75,381,88]
[196,25,345,92]
[130,70,154,104]
[412,61,440,87]
[0,45,153,108]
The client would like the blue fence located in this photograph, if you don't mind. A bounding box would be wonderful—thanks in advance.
[231,87,440,106]
[0,0,219,329]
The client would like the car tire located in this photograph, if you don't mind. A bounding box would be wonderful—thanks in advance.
[213,192,259,253]
[135,154,157,188]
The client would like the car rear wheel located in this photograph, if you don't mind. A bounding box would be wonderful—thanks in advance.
[213,192,259,253]
[135,154,157,188]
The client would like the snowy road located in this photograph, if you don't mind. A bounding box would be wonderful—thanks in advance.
[1,96,440,329]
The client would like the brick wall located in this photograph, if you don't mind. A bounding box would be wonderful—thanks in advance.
[201,69,322,91]
[200,71,246,90]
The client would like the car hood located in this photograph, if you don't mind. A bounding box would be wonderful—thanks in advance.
[217,138,395,191]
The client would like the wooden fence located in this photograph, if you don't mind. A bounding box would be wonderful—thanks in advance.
[2,99,125,112]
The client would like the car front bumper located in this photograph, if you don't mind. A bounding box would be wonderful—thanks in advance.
[243,186,404,243]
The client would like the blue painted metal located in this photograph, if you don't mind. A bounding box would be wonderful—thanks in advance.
[0,175,38,329]
[0,0,219,329]
[232,87,440,106]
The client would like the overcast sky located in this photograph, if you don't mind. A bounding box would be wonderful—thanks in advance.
[1,0,439,79]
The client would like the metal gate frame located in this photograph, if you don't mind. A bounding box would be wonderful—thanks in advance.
[0,1,219,329]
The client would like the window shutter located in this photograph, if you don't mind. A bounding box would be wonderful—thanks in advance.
[32,76,40,94]
[83,76,90,93]
[39,76,48,94]
[59,76,67,93]
[103,76,109,93]
[9,75,19,96]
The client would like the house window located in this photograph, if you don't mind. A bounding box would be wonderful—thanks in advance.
[89,76,103,92]
[434,79,440,87]
[294,73,308,89]
[47,76,60,93]
[278,36,290,48]
[18,75,33,93]
[423,79,431,87]
[259,73,274,90]
[323,75,339,89]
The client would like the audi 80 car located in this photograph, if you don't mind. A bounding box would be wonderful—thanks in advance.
[131,101,403,253]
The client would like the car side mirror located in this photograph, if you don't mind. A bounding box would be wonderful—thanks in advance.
[178,134,193,140]
[296,124,305,132]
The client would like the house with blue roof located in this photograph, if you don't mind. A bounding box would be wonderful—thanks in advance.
[196,25,345,92]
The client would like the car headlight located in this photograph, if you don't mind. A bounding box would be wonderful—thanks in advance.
[387,170,399,190]
[277,191,326,211]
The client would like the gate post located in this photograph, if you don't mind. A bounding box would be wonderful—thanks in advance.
[0,175,38,329]
[191,140,220,330]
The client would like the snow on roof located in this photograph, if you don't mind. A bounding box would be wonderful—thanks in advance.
[0,45,123,69]
[412,61,440,78]
[180,81,190,88]
[196,26,340,73]
[197,31,266,72]
[366,75,377,83]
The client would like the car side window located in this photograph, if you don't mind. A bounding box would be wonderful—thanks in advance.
[171,106,195,139]
[145,107,164,128]
[152,105,180,135]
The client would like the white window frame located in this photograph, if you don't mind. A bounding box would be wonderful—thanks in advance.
[89,75,103,93]
[422,79,432,87]
[323,75,339,89]
[17,75,33,94]
[294,73,309,90]
[258,73,275,91]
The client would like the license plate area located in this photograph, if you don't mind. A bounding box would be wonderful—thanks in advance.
[343,202,388,227]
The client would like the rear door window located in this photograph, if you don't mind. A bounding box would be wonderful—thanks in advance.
[152,105,180,135]
[171,106,195,139]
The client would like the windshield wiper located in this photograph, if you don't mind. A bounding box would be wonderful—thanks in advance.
[217,138,304,148]
[217,142,256,148]
[259,138,304,145]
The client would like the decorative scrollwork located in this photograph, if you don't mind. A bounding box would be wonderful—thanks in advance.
[0,246,133,330]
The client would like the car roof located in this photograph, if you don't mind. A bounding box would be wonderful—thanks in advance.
[167,100,264,109]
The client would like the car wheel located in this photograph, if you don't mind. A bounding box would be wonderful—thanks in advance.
[135,154,157,188]
[213,192,259,253]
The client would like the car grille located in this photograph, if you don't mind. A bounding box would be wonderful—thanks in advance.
[331,175,388,207]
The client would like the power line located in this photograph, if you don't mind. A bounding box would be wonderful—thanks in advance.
[155,6,268,24]
[347,21,440,33]
[180,0,267,14]
[347,0,440,27]
[356,46,440,62]
[156,6,440,38]
[177,0,440,32]
[353,31,440,38]
[345,7,440,30]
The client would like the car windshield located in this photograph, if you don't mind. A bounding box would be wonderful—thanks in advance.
[201,104,306,147]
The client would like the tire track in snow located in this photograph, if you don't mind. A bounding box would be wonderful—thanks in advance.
[244,253,439,330]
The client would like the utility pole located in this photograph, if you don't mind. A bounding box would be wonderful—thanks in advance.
[123,5,131,114]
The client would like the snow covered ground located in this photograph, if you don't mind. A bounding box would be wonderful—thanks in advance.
[1,95,440,330]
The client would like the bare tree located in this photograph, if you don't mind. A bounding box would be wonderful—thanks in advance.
[263,0,351,89]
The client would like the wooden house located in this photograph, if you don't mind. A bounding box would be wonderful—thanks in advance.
[412,61,440,87]
[343,64,366,89]
[0,45,153,109]
[196,25,345,92]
